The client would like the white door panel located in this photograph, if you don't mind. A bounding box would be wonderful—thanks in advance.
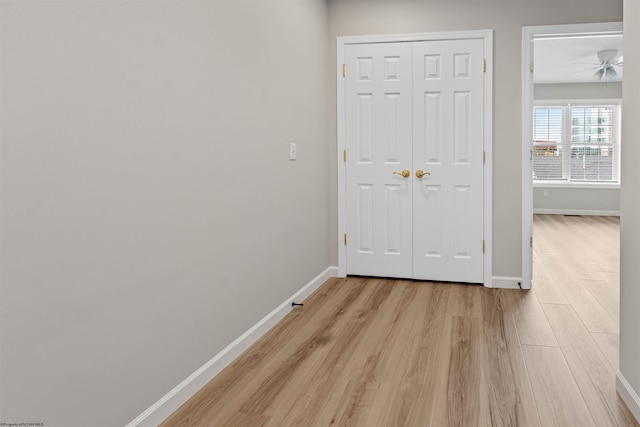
[412,39,484,283]
[345,42,413,278]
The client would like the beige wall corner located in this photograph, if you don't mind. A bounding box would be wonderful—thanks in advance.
[619,0,640,422]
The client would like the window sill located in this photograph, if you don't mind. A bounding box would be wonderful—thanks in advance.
[533,181,620,189]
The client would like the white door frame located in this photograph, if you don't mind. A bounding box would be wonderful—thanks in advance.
[521,22,623,289]
[337,30,493,286]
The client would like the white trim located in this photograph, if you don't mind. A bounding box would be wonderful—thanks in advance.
[534,98,622,106]
[521,22,623,292]
[533,208,620,217]
[338,29,494,45]
[534,181,620,189]
[125,266,339,427]
[491,276,524,289]
[337,30,493,286]
[522,27,534,291]
[337,38,346,278]
[483,31,494,288]
[616,370,640,423]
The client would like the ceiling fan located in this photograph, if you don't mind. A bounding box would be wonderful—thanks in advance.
[592,49,623,81]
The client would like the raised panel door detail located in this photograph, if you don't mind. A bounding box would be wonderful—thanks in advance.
[384,56,400,81]
[424,55,441,79]
[454,91,471,164]
[453,185,471,258]
[453,53,471,79]
[424,185,442,257]
[357,184,374,253]
[424,92,442,164]
[357,94,373,163]
[385,184,402,254]
[384,93,401,163]
[357,57,373,81]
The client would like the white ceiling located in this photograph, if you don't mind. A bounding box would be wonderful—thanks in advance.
[534,35,623,84]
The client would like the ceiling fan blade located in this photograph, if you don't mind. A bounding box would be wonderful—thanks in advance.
[569,66,601,75]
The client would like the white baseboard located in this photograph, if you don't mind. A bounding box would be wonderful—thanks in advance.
[126,266,339,427]
[491,276,525,289]
[533,208,620,217]
[616,370,640,423]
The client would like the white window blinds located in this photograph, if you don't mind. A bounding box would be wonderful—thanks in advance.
[533,103,621,184]
[533,107,563,180]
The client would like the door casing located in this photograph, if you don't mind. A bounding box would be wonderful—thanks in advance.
[337,30,494,286]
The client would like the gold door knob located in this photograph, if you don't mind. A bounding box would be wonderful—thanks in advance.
[393,169,410,178]
[416,170,431,179]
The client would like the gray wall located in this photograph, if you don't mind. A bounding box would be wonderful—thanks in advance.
[620,0,640,416]
[0,1,330,425]
[533,82,621,214]
[534,82,622,100]
[533,187,619,214]
[327,0,623,277]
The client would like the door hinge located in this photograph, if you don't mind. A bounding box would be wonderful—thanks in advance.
[530,62,534,73]
[482,240,485,253]
[530,236,533,247]
[343,149,347,162]
[344,233,347,245]
[342,64,346,77]
[482,150,486,163]
[483,58,486,73]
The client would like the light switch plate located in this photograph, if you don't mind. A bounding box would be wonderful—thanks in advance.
[289,143,297,160]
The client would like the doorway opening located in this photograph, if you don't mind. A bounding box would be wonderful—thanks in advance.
[521,22,623,289]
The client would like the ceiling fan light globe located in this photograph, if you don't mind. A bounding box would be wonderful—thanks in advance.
[594,68,604,80]
[604,66,617,80]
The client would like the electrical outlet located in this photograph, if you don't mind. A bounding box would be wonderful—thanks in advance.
[289,143,297,160]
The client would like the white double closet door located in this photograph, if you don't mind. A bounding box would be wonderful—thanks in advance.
[345,39,485,283]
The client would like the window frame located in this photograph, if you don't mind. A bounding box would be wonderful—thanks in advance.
[532,98,622,189]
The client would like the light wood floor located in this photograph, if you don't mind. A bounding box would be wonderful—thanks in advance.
[162,214,637,426]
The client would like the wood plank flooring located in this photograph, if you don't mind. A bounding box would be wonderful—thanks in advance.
[162,214,637,427]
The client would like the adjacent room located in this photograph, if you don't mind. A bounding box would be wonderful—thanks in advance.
[532,33,622,216]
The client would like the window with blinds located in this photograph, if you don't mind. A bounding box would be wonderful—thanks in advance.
[533,103,621,184]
